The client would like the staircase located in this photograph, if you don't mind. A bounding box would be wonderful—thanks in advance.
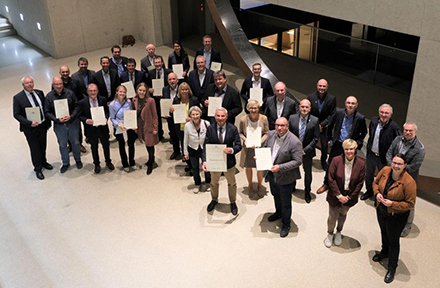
[0,15,17,38]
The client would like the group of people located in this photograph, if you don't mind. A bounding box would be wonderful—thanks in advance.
[13,35,425,284]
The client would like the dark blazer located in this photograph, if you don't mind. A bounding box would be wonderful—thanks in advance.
[141,54,164,73]
[327,108,367,149]
[187,68,214,101]
[77,95,110,138]
[109,56,128,74]
[193,48,222,70]
[120,69,148,91]
[71,69,96,98]
[91,69,121,102]
[307,92,336,129]
[171,96,200,131]
[327,155,365,207]
[147,68,173,88]
[240,76,273,105]
[203,122,242,169]
[263,130,303,185]
[60,77,83,101]
[288,114,320,157]
[366,117,401,164]
[168,52,190,75]
[203,84,242,125]
[13,89,51,133]
[264,96,297,130]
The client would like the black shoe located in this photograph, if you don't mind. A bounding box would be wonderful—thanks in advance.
[169,152,179,160]
[361,192,373,200]
[280,225,290,238]
[94,165,101,174]
[305,193,311,203]
[231,202,238,215]
[146,164,153,175]
[60,164,70,173]
[184,165,191,172]
[76,161,83,169]
[268,213,282,222]
[384,268,395,283]
[36,171,44,180]
[42,163,53,170]
[207,200,218,212]
[372,253,388,262]
[106,162,115,170]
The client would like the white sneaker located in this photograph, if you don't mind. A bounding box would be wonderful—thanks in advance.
[131,165,137,170]
[123,167,130,172]
[193,186,200,194]
[334,232,342,246]
[324,233,333,248]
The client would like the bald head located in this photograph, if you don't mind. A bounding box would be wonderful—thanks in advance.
[299,99,311,118]
[317,79,328,96]
[52,76,63,94]
[146,44,155,57]
[345,96,358,115]
[59,65,70,81]
[274,81,286,100]
[167,72,178,89]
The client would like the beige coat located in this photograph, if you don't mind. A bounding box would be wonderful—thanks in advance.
[238,114,269,168]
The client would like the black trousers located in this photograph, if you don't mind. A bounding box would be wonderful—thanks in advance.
[89,127,111,166]
[365,151,386,194]
[152,96,164,139]
[167,117,180,154]
[267,172,295,227]
[114,129,137,167]
[323,141,344,185]
[24,123,48,172]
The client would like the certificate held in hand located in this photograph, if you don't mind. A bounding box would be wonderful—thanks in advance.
[120,81,136,98]
[255,147,273,171]
[172,104,187,124]
[54,98,69,119]
[210,61,222,72]
[123,110,137,129]
[249,88,263,105]
[90,106,106,126]
[152,79,164,96]
[25,107,41,124]
[208,96,222,117]
[246,127,262,148]
[161,99,173,117]
[172,64,184,79]
[206,144,227,172]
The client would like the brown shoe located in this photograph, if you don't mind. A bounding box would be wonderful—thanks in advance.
[80,145,87,153]
[106,162,115,170]
[169,152,179,160]
[316,185,329,194]
[94,165,101,174]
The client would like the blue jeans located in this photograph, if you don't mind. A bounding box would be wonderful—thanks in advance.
[53,120,81,165]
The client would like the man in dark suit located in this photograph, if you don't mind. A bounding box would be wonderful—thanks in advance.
[13,76,53,180]
[141,43,159,73]
[92,56,121,104]
[317,96,367,194]
[288,99,320,203]
[71,57,95,100]
[162,72,180,159]
[147,56,173,141]
[187,55,214,103]
[193,35,222,70]
[45,77,83,173]
[240,62,273,113]
[202,108,242,215]
[361,104,401,200]
[202,70,242,125]
[120,58,148,91]
[263,117,303,237]
[59,65,82,101]
[77,84,115,174]
[264,81,297,130]
[109,45,128,77]
[307,79,336,170]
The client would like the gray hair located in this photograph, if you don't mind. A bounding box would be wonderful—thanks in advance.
[21,75,33,84]
[404,122,418,131]
[215,107,228,115]
[189,106,202,115]
[378,103,393,114]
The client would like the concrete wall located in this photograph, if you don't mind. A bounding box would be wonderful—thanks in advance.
[265,0,440,178]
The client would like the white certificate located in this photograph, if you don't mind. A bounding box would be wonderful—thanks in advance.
[173,104,187,124]
[206,144,227,172]
[121,81,136,98]
[152,79,164,96]
[210,61,222,72]
[161,99,173,117]
[172,64,184,79]
[25,107,41,123]
[54,98,69,119]
[208,96,222,117]
[147,65,155,72]
[246,126,262,148]
[90,106,106,126]
[123,110,137,129]
[255,147,273,171]
[250,87,263,104]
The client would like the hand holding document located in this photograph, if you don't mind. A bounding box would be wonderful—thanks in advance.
[210,61,222,72]
[25,107,41,124]
[246,127,262,148]
[123,110,137,129]
[152,79,164,96]
[172,104,187,123]
[255,147,273,171]
[205,144,227,172]
[54,98,69,119]
[207,96,222,117]
[90,106,106,126]
[121,81,136,98]
[249,88,263,105]
[172,64,184,79]
[161,99,173,117]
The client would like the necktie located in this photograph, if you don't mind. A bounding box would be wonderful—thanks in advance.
[31,92,44,120]
[92,99,98,108]
[130,73,134,84]
[299,118,306,142]
[157,71,161,79]
[219,126,223,144]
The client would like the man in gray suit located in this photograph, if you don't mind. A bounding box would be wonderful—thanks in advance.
[288,99,320,203]
[263,117,303,237]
